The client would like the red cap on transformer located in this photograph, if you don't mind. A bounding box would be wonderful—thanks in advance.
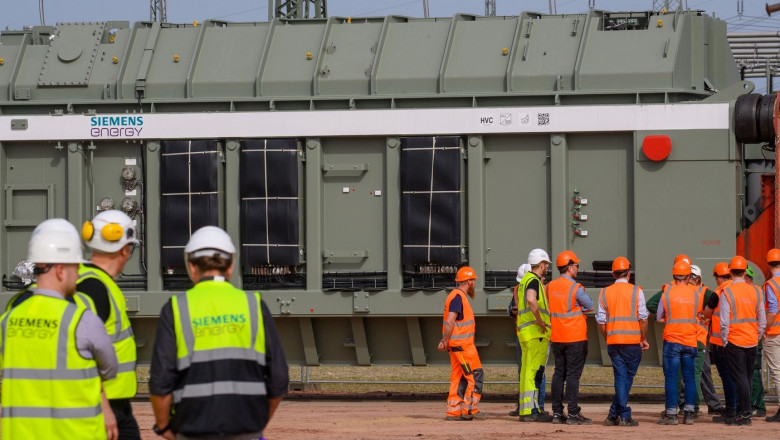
[642,135,672,162]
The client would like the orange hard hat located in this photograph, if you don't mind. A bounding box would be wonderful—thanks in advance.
[712,262,730,277]
[612,257,631,272]
[556,250,581,267]
[455,266,478,282]
[729,256,748,271]
[674,254,691,264]
[672,260,691,276]
[768,248,780,264]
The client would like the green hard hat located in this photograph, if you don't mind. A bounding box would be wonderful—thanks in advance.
[746,266,754,278]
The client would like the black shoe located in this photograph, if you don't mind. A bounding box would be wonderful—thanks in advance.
[603,415,620,426]
[619,417,639,426]
[683,411,694,425]
[708,407,724,415]
[566,412,592,425]
[508,404,519,417]
[766,410,780,422]
[657,414,678,425]
[552,413,566,424]
[752,409,766,417]
[519,412,553,423]
[714,409,736,423]
[737,415,752,426]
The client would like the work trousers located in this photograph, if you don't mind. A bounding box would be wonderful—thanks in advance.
[663,341,697,414]
[515,337,545,410]
[765,334,780,402]
[724,342,757,417]
[110,398,141,440]
[752,341,766,412]
[518,337,549,416]
[551,340,588,416]
[446,344,483,418]
[607,343,642,420]
[711,344,738,410]
[700,346,723,411]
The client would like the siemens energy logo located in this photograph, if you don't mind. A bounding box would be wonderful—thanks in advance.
[90,116,144,138]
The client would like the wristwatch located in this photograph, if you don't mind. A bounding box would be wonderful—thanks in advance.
[152,423,171,435]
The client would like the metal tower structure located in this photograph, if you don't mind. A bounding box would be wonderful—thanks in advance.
[485,0,496,16]
[269,0,327,20]
[150,0,167,22]
[652,0,681,11]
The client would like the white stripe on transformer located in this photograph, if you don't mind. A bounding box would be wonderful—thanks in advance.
[0,103,731,142]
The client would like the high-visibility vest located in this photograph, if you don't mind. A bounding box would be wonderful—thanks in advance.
[722,282,763,347]
[170,280,268,434]
[599,282,642,345]
[0,294,105,439]
[443,288,475,347]
[516,272,551,342]
[695,286,709,345]
[764,276,780,336]
[709,280,732,346]
[661,283,703,348]
[78,264,137,399]
[547,276,587,343]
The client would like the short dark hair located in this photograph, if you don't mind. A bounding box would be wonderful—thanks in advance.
[731,269,746,277]
[189,254,232,274]
[613,269,629,278]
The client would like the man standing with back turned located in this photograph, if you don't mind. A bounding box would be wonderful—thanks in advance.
[439,266,486,421]
[150,226,289,439]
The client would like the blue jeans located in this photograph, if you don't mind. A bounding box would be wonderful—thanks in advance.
[607,344,642,420]
[516,337,545,411]
[662,341,697,414]
[710,344,738,410]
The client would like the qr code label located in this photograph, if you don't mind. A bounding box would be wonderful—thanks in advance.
[537,113,550,126]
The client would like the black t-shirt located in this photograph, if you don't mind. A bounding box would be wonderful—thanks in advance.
[77,263,113,322]
[448,294,464,321]
[707,291,720,309]
[525,278,541,302]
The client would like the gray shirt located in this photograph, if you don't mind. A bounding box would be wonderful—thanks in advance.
[561,274,594,311]
[596,279,649,324]
[719,279,766,347]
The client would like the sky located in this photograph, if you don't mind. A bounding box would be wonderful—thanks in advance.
[1,0,778,32]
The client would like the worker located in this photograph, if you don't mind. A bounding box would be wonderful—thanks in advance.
[149,226,289,438]
[763,248,780,422]
[516,249,553,422]
[745,266,767,418]
[718,255,766,426]
[688,265,725,416]
[79,210,140,439]
[703,262,738,422]
[656,260,702,425]
[0,220,119,439]
[547,250,593,425]
[507,263,545,417]
[596,256,649,427]
[439,265,486,421]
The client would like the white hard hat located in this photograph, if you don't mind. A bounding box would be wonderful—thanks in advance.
[33,218,79,237]
[184,226,236,259]
[28,229,86,264]
[527,248,551,265]
[690,264,702,278]
[82,210,139,253]
[516,263,531,282]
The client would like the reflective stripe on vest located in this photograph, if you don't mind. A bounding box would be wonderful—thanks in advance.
[516,272,550,342]
[723,284,761,347]
[172,380,268,402]
[1,295,105,439]
[443,289,476,347]
[765,277,780,335]
[662,284,701,347]
[600,283,641,344]
[547,277,587,343]
[78,265,137,399]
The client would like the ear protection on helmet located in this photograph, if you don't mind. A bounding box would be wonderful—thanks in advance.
[81,221,94,241]
[81,220,126,242]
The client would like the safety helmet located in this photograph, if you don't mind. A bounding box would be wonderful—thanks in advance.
[28,228,86,264]
[729,256,748,271]
[712,262,730,277]
[767,248,780,264]
[674,254,691,264]
[82,210,139,253]
[672,260,692,276]
[184,226,236,258]
[528,248,551,265]
[612,257,631,272]
[556,250,581,267]
[690,264,702,278]
[455,266,478,282]
[33,218,79,237]
[746,266,754,279]
[516,263,531,282]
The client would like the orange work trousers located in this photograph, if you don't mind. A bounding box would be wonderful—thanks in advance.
[446,344,484,418]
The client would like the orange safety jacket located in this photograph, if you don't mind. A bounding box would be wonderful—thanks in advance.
[547,276,588,343]
[661,283,703,348]
[722,282,763,347]
[443,288,475,348]
[695,286,709,345]
[709,280,732,347]
[765,275,780,336]
[599,282,642,345]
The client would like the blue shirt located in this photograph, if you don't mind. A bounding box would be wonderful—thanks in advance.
[765,273,780,314]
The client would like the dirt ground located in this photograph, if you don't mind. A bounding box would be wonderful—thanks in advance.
[134,400,780,439]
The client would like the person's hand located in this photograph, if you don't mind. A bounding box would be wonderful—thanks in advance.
[640,339,650,351]
[697,312,708,324]
[510,307,518,318]
[161,431,175,440]
[104,405,118,440]
[438,339,448,352]
[535,319,548,333]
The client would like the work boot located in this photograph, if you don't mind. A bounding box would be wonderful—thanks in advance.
[444,416,464,421]
[471,412,487,421]
[683,411,695,425]
[752,409,766,417]
[657,413,678,425]
[708,406,724,415]
[713,408,736,423]
[565,412,592,425]
[766,409,780,422]
[551,413,566,424]
[519,412,553,423]
[603,415,620,426]
[738,415,752,426]
[508,402,520,417]
[619,417,639,426]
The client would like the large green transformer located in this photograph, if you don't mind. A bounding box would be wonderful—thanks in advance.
[0,9,770,367]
